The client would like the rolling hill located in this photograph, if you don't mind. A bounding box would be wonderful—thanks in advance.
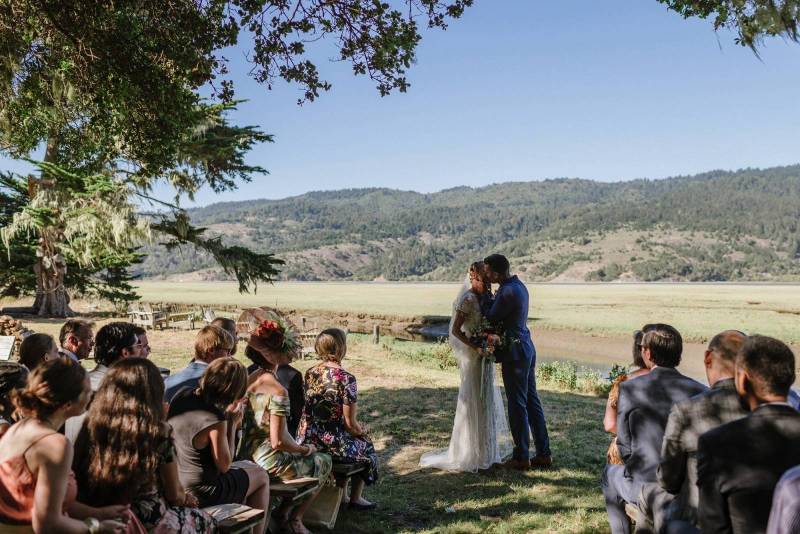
[137,165,800,282]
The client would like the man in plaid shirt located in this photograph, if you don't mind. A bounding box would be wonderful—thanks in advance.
[637,330,749,533]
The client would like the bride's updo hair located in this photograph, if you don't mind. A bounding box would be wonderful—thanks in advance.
[469,261,489,286]
[13,357,86,420]
[315,328,347,363]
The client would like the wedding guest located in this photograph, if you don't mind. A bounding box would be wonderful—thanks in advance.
[638,330,748,533]
[89,322,141,390]
[168,358,269,533]
[697,335,800,534]
[131,325,151,359]
[0,361,28,438]
[58,319,95,362]
[242,339,332,534]
[73,358,215,532]
[18,333,59,371]
[211,317,238,356]
[64,321,140,443]
[245,345,305,438]
[298,328,378,510]
[164,325,234,403]
[601,324,706,534]
[603,328,650,465]
[0,358,128,533]
[767,466,800,534]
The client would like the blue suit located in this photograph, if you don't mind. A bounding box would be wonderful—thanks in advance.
[481,275,550,460]
[164,361,208,403]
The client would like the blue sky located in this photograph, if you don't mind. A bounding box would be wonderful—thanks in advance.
[5,0,800,206]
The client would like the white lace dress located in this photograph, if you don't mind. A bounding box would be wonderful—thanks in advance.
[419,288,513,472]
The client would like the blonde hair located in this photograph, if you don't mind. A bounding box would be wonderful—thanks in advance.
[194,325,234,361]
[199,358,247,409]
[315,328,347,363]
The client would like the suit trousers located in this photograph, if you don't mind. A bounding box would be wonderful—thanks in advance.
[602,464,640,534]
[501,346,550,460]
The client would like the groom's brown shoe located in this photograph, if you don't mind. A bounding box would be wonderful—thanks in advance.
[530,454,553,469]
[501,458,530,471]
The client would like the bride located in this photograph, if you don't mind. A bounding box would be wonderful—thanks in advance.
[419,261,512,472]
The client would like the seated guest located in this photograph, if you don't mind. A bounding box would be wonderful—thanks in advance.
[601,324,706,534]
[0,358,128,533]
[211,317,239,356]
[168,358,269,533]
[73,358,215,532]
[64,321,141,443]
[697,335,800,534]
[18,333,59,371]
[767,466,800,534]
[604,328,651,465]
[245,345,305,438]
[88,322,142,390]
[131,325,151,359]
[639,330,749,533]
[242,339,332,534]
[58,319,95,362]
[299,329,379,510]
[0,361,28,438]
[164,325,233,403]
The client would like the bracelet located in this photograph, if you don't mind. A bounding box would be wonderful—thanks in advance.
[84,517,100,534]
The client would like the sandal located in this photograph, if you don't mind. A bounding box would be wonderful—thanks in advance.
[281,518,311,534]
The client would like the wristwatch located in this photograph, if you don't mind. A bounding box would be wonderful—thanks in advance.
[84,517,100,534]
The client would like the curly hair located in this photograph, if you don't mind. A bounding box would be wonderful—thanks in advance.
[94,322,138,366]
[12,357,86,420]
[73,358,168,505]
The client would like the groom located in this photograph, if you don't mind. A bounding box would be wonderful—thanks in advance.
[480,254,552,470]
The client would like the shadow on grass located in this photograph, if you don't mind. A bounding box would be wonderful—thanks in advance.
[331,386,611,533]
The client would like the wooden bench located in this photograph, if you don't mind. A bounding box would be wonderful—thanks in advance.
[127,302,168,330]
[165,305,198,330]
[267,477,321,533]
[332,460,368,488]
[625,502,638,524]
[201,503,265,534]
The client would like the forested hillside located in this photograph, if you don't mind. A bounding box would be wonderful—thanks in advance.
[138,166,800,282]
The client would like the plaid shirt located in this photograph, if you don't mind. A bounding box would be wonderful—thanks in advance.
[657,378,748,524]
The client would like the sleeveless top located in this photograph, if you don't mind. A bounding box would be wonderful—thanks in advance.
[0,433,78,525]
[167,390,225,490]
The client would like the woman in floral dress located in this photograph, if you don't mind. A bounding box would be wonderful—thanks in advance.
[298,328,378,511]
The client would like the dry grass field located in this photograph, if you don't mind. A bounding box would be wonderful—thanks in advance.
[133,281,800,344]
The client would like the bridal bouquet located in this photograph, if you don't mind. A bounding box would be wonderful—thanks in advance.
[470,319,519,399]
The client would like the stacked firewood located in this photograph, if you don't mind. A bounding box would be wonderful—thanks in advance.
[0,316,33,360]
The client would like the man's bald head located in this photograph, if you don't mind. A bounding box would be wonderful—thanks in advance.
[705,330,747,381]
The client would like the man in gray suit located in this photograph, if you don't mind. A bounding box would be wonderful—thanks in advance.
[601,324,707,534]
[768,466,800,534]
[637,330,749,533]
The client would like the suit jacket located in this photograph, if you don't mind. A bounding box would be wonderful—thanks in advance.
[479,275,534,363]
[657,378,748,524]
[616,366,707,489]
[698,404,800,534]
[768,465,800,534]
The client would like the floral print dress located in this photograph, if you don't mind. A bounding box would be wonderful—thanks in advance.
[298,364,379,485]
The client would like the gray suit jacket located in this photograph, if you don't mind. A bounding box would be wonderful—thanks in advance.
[616,366,707,489]
[657,378,748,525]
[768,465,800,534]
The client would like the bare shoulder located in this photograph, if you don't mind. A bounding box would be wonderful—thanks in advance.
[30,432,70,470]
[252,372,287,397]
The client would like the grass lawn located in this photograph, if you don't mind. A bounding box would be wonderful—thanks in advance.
[132,281,800,344]
[23,319,611,534]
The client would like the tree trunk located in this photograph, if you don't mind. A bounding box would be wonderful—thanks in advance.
[30,135,74,318]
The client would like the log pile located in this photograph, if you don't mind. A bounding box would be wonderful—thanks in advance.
[0,316,33,360]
